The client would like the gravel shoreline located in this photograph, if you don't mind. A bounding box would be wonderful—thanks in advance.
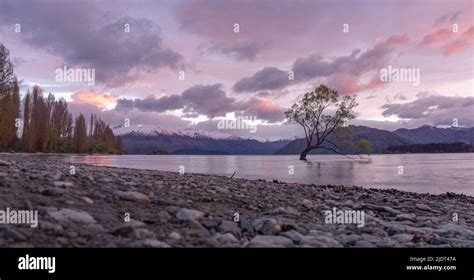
[0,154,473,248]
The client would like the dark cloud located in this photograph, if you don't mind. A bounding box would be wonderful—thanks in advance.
[433,10,463,27]
[233,67,290,92]
[114,84,285,123]
[115,84,236,118]
[217,41,268,61]
[116,95,183,112]
[381,94,474,127]
[0,0,183,87]
[181,84,236,117]
[232,35,408,93]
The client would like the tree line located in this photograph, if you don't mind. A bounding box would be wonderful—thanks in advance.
[0,43,124,154]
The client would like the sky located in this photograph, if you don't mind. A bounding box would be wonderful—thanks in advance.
[0,0,472,140]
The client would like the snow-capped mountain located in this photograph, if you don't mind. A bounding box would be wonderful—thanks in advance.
[118,126,291,155]
[114,125,233,139]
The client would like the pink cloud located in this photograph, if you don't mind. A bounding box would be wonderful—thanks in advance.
[71,91,118,108]
[461,26,474,42]
[239,97,286,122]
[418,26,473,56]
[328,73,385,95]
[386,35,410,46]
[442,40,469,56]
[418,28,452,47]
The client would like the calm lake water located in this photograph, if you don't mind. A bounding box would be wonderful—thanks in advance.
[36,154,474,196]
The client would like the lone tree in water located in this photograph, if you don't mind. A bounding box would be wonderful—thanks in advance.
[285,84,361,160]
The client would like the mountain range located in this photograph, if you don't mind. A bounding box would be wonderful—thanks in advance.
[119,125,474,155]
[120,129,290,155]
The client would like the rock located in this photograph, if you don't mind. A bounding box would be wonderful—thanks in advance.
[165,206,180,215]
[391,233,414,243]
[1,226,26,241]
[215,233,240,244]
[176,208,205,222]
[253,218,281,235]
[367,204,402,215]
[187,222,211,237]
[49,208,96,224]
[135,228,156,239]
[219,221,241,237]
[135,239,170,248]
[82,196,94,204]
[157,211,172,222]
[0,172,8,178]
[438,223,474,236]
[112,224,135,237]
[302,232,342,247]
[82,224,105,233]
[114,191,151,204]
[39,221,64,232]
[239,220,254,234]
[202,218,220,229]
[248,235,293,247]
[302,199,314,208]
[126,219,146,228]
[340,234,361,245]
[281,230,305,244]
[169,231,181,240]
[41,188,66,196]
[0,160,11,166]
[396,213,416,221]
[29,173,44,180]
[48,170,62,181]
[270,206,300,217]
[53,181,74,188]
[354,240,377,248]
[416,204,432,211]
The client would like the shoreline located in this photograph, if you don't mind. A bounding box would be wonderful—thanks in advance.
[0,154,473,247]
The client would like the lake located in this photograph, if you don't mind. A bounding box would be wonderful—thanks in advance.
[36,153,474,196]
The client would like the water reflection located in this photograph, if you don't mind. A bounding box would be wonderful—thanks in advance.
[33,154,474,196]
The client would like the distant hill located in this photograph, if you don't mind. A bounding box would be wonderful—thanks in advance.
[385,142,474,153]
[275,125,413,155]
[393,125,474,144]
[120,130,290,155]
[120,125,474,155]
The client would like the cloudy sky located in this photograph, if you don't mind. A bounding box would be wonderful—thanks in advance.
[0,0,472,140]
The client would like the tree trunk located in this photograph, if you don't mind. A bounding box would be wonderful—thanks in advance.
[299,147,312,160]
